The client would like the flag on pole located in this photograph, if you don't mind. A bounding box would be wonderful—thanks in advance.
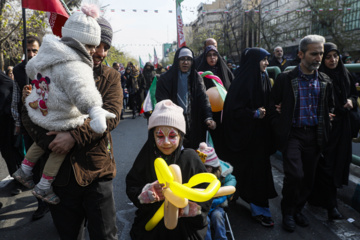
[22,0,70,37]
[176,0,186,48]
[139,56,145,71]
[140,76,158,114]
[153,48,158,69]
[149,53,152,63]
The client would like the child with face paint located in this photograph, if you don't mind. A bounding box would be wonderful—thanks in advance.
[126,100,211,240]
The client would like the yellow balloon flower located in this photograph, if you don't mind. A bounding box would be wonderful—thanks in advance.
[145,158,235,231]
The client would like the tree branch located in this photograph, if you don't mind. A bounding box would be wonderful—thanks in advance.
[0,18,22,44]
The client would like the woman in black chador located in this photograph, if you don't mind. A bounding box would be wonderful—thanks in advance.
[196,45,234,159]
[156,47,215,149]
[196,45,233,90]
[222,48,277,227]
[126,100,210,239]
[309,43,359,220]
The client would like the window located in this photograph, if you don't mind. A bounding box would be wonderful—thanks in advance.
[343,0,360,31]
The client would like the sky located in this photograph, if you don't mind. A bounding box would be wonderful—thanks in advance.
[85,0,215,63]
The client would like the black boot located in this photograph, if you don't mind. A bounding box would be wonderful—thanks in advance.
[32,198,49,221]
[120,109,124,120]
[328,207,343,220]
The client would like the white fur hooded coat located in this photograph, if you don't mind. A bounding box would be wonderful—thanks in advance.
[25,34,103,131]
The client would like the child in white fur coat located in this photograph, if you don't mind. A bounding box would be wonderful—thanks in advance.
[12,5,115,204]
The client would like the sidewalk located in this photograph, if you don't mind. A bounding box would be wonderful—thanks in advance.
[0,156,58,239]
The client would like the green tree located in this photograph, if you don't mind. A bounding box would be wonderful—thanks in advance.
[161,51,175,67]
[106,45,137,67]
[0,0,48,71]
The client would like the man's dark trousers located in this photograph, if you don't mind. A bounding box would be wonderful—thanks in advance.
[281,126,321,215]
[49,170,118,240]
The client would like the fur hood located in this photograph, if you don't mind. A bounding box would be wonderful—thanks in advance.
[25,34,103,131]
[27,35,91,78]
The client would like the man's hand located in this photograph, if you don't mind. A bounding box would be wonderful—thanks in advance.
[275,103,282,114]
[329,113,336,121]
[344,99,353,110]
[22,84,32,103]
[206,120,216,130]
[258,107,266,119]
[47,131,76,154]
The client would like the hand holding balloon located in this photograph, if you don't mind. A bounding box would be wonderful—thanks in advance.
[145,158,236,231]
[138,180,165,204]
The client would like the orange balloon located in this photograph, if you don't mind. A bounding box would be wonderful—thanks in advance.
[206,87,225,112]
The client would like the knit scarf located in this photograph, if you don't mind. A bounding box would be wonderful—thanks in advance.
[61,37,93,68]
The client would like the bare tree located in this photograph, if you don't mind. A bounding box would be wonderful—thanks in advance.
[301,0,360,53]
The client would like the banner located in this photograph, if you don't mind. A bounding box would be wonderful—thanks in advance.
[149,53,152,63]
[47,12,68,37]
[154,48,158,69]
[139,56,145,71]
[176,0,186,48]
[140,76,157,114]
[23,0,70,37]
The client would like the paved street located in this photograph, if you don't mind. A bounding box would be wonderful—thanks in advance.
[1,109,360,239]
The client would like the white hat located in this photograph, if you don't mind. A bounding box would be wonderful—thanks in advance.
[178,48,193,59]
[62,4,100,46]
[148,100,186,134]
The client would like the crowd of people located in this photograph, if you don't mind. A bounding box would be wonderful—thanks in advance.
[1,4,360,239]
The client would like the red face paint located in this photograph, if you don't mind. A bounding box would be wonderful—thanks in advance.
[154,127,180,155]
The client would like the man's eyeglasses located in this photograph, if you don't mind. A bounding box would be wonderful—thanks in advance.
[179,57,192,63]
[27,49,38,53]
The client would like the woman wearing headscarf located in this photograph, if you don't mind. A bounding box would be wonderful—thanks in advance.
[126,66,140,119]
[126,100,210,239]
[156,47,216,149]
[222,48,277,227]
[309,43,359,220]
[196,45,234,159]
[196,45,233,90]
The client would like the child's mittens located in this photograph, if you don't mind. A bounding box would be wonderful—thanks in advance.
[89,106,116,133]
[179,201,202,218]
[138,180,165,204]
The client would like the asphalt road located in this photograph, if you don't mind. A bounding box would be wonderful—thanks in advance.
[1,110,360,239]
